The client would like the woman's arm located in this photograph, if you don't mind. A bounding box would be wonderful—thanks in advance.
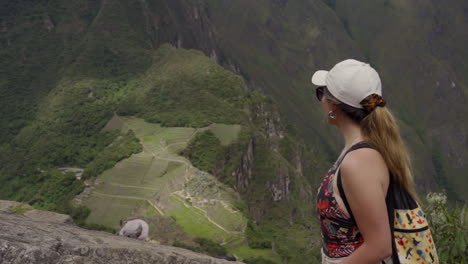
[339,148,393,264]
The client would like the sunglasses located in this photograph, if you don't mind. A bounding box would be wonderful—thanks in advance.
[316,86,325,101]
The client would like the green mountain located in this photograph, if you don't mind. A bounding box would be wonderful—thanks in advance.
[144,0,467,202]
[0,1,325,262]
[0,0,466,263]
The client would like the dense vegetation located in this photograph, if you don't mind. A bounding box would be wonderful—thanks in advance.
[82,129,143,180]
[0,2,320,258]
[116,45,249,127]
[425,192,467,263]
[0,0,257,236]
[0,122,143,208]
[173,237,228,257]
[0,0,255,223]
[4,169,84,212]
[243,257,277,264]
[180,130,224,173]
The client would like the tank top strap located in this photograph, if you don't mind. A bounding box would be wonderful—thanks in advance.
[331,141,378,173]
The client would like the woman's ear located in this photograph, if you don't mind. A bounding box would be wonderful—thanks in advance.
[324,99,337,111]
[331,103,339,112]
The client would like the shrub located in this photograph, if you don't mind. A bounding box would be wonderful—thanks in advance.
[245,220,273,249]
[193,237,228,256]
[181,130,224,172]
[424,192,467,263]
[243,257,277,264]
[172,237,227,257]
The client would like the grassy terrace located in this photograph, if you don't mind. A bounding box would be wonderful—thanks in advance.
[80,115,280,262]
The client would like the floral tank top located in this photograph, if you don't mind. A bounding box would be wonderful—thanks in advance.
[316,142,369,258]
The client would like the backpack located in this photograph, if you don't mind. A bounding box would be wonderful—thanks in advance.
[335,142,439,264]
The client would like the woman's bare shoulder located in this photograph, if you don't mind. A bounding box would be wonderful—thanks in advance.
[340,147,389,183]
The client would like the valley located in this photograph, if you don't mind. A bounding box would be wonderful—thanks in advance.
[76,115,281,263]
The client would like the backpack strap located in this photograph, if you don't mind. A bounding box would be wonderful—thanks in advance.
[335,141,378,222]
[386,177,400,264]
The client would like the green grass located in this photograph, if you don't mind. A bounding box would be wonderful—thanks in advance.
[166,161,183,172]
[209,123,242,146]
[84,195,146,230]
[142,200,162,217]
[143,159,169,179]
[99,152,154,186]
[94,183,155,199]
[167,143,188,154]
[224,236,246,249]
[202,203,246,232]
[156,163,186,185]
[167,194,231,243]
[9,203,34,215]
[120,116,198,151]
[229,245,283,264]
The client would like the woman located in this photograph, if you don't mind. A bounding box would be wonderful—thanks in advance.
[311,59,420,264]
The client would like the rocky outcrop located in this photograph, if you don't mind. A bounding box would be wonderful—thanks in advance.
[0,200,21,211]
[233,138,254,191]
[231,98,288,192]
[256,102,285,143]
[0,210,244,264]
[267,162,291,202]
[119,219,149,241]
[0,200,73,224]
[23,209,73,224]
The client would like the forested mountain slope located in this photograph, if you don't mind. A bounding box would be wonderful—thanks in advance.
[0,0,466,262]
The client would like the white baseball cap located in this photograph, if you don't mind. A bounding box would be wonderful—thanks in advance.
[311,59,382,109]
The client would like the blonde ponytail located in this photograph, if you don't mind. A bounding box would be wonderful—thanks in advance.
[361,106,420,203]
